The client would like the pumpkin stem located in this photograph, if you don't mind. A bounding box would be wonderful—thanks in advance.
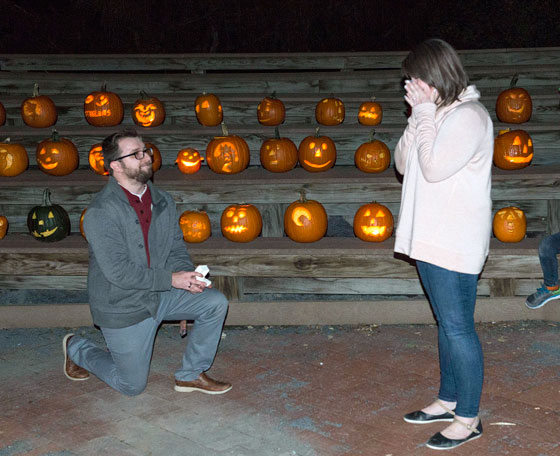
[299,189,307,202]
[101,81,107,92]
[314,127,321,137]
[274,126,281,139]
[140,90,149,98]
[51,129,60,142]
[510,75,519,88]
[220,123,229,136]
[42,188,52,206]
[32,83,40,97]
[370,95,376,102]
[369,129,376,142]
[2,137,10,143]
[270,91,277,99]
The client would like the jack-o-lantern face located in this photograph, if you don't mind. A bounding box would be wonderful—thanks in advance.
[21,84,57,128]
[493,206,526,242]
[358,101,383,126]
[36,131,79,176]
[284,195,328,243]
[84,85,124,127]
[179,210,211,243]
[132,92,165,127]
[195,93,223,126]
[0,215,8,239]
[221,204,262,242]
[88,144,108,175]
[494,129,533,170]
[27,188,71,242]
[176,148,204,174]
[0,140,29,177]
[315,97,345,126]
[496,87,532,124]
[206,125,250,174]
[355,133,390,173]
[298,131,336,172]
[353,203,394,242]
[260,135,298,173]
[257,95,286,126]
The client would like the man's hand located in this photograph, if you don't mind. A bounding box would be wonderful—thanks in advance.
[172,271,206,293]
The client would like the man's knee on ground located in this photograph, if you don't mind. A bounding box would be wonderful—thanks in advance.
[118,379,148,396]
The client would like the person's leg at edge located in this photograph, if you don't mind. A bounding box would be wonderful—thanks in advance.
[157,287,228,382]
[539,233,560,288]
[417,261,483,440]
[67,317,159,396]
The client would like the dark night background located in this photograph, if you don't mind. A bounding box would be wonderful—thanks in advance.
[0,0,559,54]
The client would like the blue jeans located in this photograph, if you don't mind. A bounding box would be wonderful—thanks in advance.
[416,261,484,418]
[538,232,560,287]
[67,287,228,396]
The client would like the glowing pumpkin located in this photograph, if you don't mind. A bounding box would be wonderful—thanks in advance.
[132,91,165,127]
[260,127,298,173]
[145,142,162,172]
[221,204,262,242]
[206,124,250,174]
[354,130,390,173]
[176,148,204,174]
[358,98,383,126]
[494,129,533,170]
[88,143,108,175]
[21,83,57,128]
[27,188,71,242]
[496,77,532,124]
[284,193,327,243]
[257,93,285,126]
[84,84,124,127]
[36,130,79,176]
[0,102,5,126]
[195,92,223,127]
[315,97,345,126]
[79,208,87,240]
[179,210,211,243]
[298,128,336,172]
[353,203,393,242]
[0,138,28,177]
[0,215,7,239]
[493,206,526,243]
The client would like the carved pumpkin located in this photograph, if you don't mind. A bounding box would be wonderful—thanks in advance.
[221,204,262,242]
[27,188,71,242]
[145,142,162,172]
[84,83,124,127]
[353,202,393,242]
[315,97,345,126]
[79,208,87,240]
[88,143,108,175]
[257,93,285,126]
[179,210,211,243]
[0,102,5,126]
[284,192,328,243]
[0,215,8,239]
[21,83,57,128]
[354,130,390,173]
[206,124,250,174]
[493,206,526,243]
[132,91,166,127]
[176,148,204,174]
[298,128,336,172]
[195,92,223,127]
[260,127,298,173]
[494,129,533,170]
[358,98,383,126]
[0,138,29,177]
[496,77,532,124]
[36,130,79,176]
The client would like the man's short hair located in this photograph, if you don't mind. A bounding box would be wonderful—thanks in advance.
[102,129,141,175]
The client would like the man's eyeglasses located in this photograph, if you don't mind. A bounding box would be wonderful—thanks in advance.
[113,147,153,162]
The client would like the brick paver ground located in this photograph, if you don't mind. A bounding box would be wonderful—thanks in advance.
[1,321,558,455]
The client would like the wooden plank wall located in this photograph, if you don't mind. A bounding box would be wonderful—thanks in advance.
[1,48,560,309]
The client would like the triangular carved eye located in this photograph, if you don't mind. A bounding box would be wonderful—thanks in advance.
[512,136,522,146]
[48,211,54,218]
[528,139,533,147]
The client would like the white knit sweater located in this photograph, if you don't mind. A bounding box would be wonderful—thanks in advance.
[394,85,494,274]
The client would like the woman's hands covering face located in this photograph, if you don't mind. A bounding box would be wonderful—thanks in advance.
[404,78,439,107]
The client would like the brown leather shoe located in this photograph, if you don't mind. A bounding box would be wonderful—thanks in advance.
[174,372,232,394]
[63,334,90,381]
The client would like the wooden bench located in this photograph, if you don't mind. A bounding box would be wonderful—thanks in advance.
[1,48,560,326]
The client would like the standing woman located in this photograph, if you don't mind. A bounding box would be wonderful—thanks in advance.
[394,39,493,450]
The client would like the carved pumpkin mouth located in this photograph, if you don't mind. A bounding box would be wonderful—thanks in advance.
[507,106,525,113]
[291,207,312,226]
[223,226,248,233]
[506,154,533,163]
[31,226,58,238]
[39,162,59,170]
[361,226,386,236]
[303,159,332,169]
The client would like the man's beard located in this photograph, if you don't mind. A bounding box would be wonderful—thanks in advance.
[123,162,153,184]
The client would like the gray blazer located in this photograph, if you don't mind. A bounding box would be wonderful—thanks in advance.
[83,177,194,328]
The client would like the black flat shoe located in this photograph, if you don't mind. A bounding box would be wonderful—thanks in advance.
[403,410,455,424]
[426,420,483,450]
